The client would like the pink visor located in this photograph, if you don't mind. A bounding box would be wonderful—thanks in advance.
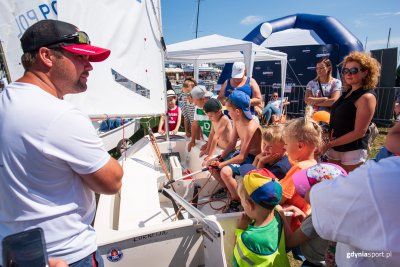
[61,44,111,62]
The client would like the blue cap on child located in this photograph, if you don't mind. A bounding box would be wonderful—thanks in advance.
[228,90,252,120]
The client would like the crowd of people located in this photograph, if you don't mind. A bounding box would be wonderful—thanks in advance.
[0,19,399,267]
[181,52,398,266]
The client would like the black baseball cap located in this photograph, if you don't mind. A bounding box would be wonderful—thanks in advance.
[203,98,222,113]
[20,20,110,62]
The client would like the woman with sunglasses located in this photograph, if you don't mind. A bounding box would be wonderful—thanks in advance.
[323,51,381,173]
[305,58,342,112]
[260,92,289,125]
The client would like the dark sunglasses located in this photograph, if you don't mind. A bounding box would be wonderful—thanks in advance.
[272,95,278,98]
[46,31,91,48]
[341,67,362,75]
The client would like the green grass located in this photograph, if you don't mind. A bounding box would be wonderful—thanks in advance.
[368,127,389,159]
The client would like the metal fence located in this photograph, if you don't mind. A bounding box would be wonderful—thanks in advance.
[260,85,399,127]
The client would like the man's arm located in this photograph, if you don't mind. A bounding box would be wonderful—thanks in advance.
[80,157,123,195]
[249,78,262,107]
[217,80,228,105]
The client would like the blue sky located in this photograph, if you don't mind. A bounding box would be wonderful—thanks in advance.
[161,0,400,53]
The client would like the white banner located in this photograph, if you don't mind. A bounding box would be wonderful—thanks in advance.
[0,0,57,81]
[59,0,165,117]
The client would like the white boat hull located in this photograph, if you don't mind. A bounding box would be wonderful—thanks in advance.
[94,133,241,266]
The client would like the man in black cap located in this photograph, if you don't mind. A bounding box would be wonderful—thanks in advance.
[0,20,123,266]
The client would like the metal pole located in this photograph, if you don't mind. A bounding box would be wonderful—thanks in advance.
[387,28,391,48]
[365,36,368,51]
[0,40,12,83]
[195,0,201,38]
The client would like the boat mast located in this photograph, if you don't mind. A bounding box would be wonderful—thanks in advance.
[0,40,11,83]
[195,0,201,38]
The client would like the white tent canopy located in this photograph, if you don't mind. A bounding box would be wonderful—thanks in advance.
[166,34,287,97]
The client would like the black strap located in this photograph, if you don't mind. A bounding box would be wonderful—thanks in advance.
[317,80,326,97]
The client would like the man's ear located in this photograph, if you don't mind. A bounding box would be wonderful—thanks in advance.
[37,47,54,68]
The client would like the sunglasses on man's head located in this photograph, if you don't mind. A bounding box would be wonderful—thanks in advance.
[46,31,91,48]
[341,67,362,75]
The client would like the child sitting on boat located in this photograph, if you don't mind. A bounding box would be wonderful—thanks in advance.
[158,89,182,135]
[251,124,292,180]
[200,98,233,162]
[210,90,262,213]
[233,169,290,267]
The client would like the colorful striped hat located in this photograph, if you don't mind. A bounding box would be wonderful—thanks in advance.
[243,170,282,209]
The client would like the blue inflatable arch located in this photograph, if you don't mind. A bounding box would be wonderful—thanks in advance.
[218,13,363,84]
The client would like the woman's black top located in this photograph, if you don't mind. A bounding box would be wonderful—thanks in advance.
[329,87,376,152]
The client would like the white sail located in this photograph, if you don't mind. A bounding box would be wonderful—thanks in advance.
[59,0,165,117]
[0,0,57,81]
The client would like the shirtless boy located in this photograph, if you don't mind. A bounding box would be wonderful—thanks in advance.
[212,90,262,212]
[200,98,233,162]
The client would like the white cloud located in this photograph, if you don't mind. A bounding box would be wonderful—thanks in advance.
[366,37,400,50]
[370,11,400,17]
[240,15,265,26]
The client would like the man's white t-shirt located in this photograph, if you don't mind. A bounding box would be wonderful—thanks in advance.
[0,83,110,263]
[310,157,400,267]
